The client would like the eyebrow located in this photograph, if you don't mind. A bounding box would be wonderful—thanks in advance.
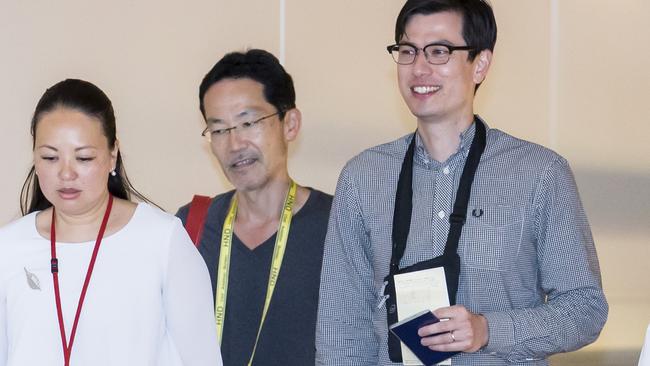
[37,145,98,152]
[206,109,262,125]
[400,40,456,47]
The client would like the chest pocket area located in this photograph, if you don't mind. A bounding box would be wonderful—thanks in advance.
[461,203,523,271]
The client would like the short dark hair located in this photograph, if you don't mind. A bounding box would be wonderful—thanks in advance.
[395,0,497,61]
[20,79,156,214]
[199,49,296,119]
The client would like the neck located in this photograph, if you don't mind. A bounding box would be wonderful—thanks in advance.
[52,193,111,242]
[235,175,292,224]
[232,175,311,250]
[417,113,474,163]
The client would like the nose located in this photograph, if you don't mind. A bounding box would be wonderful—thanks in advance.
[412,50,433,77]
[225,129,248,152]
[58,160,78,181]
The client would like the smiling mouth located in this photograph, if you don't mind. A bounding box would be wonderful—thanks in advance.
[411,85,441,95]
[230,158,257,169]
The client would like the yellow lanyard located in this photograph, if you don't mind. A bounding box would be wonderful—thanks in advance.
[216,180,297,366]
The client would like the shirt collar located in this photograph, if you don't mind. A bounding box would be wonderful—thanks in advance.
[413,116,486,168]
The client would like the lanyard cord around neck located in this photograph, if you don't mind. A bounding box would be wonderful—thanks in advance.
[51,195,113,366]
[215,181,297,366]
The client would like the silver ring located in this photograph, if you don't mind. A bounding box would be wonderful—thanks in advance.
[450,331,456,342]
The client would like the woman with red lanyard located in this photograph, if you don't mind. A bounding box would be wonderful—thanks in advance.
[0,79,222,366]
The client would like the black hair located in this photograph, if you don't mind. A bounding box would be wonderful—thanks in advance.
[199,49,296,119]
[395,0,497,61]
[20,78,157,215]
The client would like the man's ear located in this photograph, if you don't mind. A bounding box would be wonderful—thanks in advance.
[282,108,302,142]
[473,49,492,85]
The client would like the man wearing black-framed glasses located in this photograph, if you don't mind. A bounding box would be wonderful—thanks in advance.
[177,49,332,366]
[317,0,607,365]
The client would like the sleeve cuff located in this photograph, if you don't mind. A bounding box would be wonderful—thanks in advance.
[482,311,515,357]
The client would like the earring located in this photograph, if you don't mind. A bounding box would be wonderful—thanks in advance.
[110,170,117,177]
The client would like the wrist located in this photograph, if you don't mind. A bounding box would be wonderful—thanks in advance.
[477,314,489,350]
[467,313,489,353]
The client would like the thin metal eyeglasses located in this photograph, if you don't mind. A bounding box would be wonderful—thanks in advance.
[201,111,282,142]
[386,43,474,65]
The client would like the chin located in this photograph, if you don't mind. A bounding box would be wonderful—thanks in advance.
[232,177,268,193]
[411,109,444,122]
[404,100,437,116]
[51,202,87,216]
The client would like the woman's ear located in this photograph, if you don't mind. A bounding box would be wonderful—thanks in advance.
[111,139,120,172]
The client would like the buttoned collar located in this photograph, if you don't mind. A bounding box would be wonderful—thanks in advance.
[413,115,487,170]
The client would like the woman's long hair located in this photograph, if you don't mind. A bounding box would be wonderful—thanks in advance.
[20,79,158,215]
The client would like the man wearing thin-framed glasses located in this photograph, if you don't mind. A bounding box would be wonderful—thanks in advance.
[177,49,332,366]
[317,0,607,365]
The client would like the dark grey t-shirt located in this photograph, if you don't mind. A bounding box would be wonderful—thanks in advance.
[177,188,332,366]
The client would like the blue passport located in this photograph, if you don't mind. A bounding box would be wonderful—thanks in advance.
[389,310,458,365]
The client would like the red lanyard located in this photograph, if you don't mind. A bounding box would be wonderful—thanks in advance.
[50,195,113,366]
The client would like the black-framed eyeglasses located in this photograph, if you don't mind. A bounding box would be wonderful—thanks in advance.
[201,111,282,142]
[386,43,474,65]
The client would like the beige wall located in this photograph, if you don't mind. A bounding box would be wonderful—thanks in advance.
[1,0,648,357]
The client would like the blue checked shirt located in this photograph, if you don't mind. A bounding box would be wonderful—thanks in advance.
[316,118,608,365]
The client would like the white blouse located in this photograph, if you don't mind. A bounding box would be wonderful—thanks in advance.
[0,203,222,366]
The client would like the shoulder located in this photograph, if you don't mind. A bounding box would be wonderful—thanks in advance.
[347,134,411,169]
[295,188,333,225]
[306,188,333,209]
[0,212,38,243]
[291,189,333,248]
[128,203,196,255]
[485,127,567,172]
[175,190,235,224]
[339,133,412,183]
[0,213,40,270]
[133,203,188,239]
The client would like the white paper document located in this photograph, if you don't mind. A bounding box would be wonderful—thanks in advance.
[394,267,451,365]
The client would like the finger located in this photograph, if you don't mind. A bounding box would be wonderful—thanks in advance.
[417,319,455,337]
[427,339,470,353]
[451,327,472,342]
[433,304,468,320]
[420,332,454,347]
[422,331,471,353]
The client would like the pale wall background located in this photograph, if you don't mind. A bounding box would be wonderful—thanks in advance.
[0,0,648,363]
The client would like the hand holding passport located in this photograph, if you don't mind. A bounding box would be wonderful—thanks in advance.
[391,267,456,365]
[389,310,458,365]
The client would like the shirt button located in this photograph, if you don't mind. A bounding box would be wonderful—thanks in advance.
[443,166,450,175]
[438,211,446,219]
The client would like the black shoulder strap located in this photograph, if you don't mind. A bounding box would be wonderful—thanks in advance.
[390,132,416,274]
[444,119,486,256]
[389,117,487,274]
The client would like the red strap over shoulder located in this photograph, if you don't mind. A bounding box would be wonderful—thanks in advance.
[185,195,211,247]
